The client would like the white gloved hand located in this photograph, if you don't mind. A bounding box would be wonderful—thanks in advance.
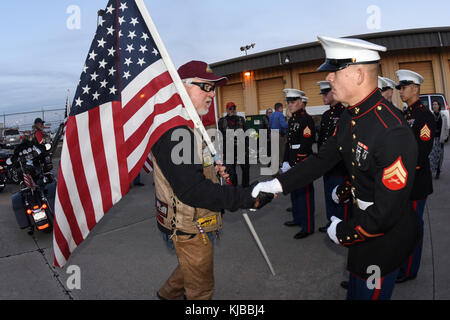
[327,216,342,245]
[331,185,340,204]
[281,161,291,173]
[251,179,283,198]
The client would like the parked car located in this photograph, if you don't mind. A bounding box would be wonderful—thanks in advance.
[419,94,450,136]
[0,128,23,148]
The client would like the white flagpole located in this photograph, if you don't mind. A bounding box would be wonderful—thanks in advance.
[243,212,276,276]
[135,0,218,157]
[65,89,70,119]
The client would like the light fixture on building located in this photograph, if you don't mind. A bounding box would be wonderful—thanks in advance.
[244,71,251,77]
[240,43,255,55]
[284,55,291,64]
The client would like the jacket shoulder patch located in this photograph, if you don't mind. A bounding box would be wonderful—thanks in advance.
[419,124,431,141]
[382,156,408,191]
[303,126,312,138]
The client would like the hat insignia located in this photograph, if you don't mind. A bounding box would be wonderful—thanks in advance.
[206,65,213,73]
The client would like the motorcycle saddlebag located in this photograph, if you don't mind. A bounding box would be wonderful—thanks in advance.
[44,182,57,213]
[11,192,31,229]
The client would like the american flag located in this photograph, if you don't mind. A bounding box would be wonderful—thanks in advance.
[53,0,193,267]
[143,154,153,173]
[23,173,36,191]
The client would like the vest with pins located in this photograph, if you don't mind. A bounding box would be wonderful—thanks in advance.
[152,128,222,235]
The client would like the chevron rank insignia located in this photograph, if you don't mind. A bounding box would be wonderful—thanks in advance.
[382,156,408,191]
[419,124,431,141]
[303,126,312,138]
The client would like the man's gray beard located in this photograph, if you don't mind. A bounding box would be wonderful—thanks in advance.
[198,107,209,116]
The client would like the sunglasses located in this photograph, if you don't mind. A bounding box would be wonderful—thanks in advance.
[191,81,216,93]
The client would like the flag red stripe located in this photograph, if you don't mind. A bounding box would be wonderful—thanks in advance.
[53,219,71,263]
[128,116,190,180]
[125,93,182,157]
[111,101,130,197]
[56,168,84,245]
[122,71,173,123]
[88,107,113,212]
[65,117,97,230]
[148,116,193,150]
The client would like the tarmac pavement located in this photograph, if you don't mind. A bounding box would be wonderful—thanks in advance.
[0,142,449,300]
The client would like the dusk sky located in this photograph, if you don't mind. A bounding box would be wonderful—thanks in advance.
[1,0,450,120]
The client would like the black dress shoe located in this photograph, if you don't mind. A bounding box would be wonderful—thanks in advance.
[319,222,331,233]
[396,274,417,284]
[284,221,300,227]
[293,231,313,239]
[340,281,348,289]
[286,207,292,212]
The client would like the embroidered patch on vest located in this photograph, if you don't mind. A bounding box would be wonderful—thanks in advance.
[382,156,408,191]
[419,124,431,141]
[303,126,312,138]
[156,198,168,224]
[197,216,217,228]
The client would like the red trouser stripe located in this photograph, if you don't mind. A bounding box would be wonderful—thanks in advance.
[406,200,418,277]
[372,277,384,300]
[306,184,311,233]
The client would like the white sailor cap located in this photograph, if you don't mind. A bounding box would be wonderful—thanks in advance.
[395,69,424,89]
[302,96,309,103]
[381,77,396,90]
[283,88,305,101]
[317,36,387,72]
[317,81,332,94]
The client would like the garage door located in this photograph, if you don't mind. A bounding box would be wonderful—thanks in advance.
[298,71,329,106]
[399,61,435,94]
[221,83,244,115]
[257,77,285,112]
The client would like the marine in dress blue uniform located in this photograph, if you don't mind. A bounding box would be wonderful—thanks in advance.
[395,69,436,283]
[281,88,316,239]
[252,36,421,300]
[378,76,397,105]
[317,81,349,232]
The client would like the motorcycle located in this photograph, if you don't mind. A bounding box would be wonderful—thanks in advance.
[7,140,56,235]
[0,150,8,191]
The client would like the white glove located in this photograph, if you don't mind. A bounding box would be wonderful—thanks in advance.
[331,185,340,204]
[327,216,342,245]
[251,179,283,198]
[281,161,291,173]
[331,185,350,204]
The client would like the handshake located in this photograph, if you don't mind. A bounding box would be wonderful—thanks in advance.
[250,179,283,210]
[216,163,282,210]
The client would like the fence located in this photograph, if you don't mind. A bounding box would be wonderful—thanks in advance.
[1,108,66,133]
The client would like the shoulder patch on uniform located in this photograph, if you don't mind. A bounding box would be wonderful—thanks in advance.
[419,124,431,141]
[382,156,408,191]
[303,126,312,138]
